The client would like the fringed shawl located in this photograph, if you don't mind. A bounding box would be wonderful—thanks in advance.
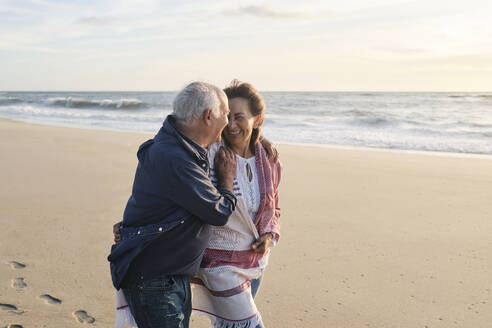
[191,142,282,328]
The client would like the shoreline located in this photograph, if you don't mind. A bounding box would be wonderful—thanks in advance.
[2,117,491,161]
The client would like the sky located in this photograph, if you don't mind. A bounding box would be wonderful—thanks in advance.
[1,0,491,91]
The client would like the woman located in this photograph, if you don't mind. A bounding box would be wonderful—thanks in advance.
[114,80,281,328]
[190,80,281,328]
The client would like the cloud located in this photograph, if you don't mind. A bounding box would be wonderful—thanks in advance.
[0,5,34,15]
[374,46,429,56]
[0,40,59,53]
[76,16,111,25]
[224,5,309,19]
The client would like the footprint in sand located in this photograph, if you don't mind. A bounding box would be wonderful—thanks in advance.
[0,303,24,315]
[0,303,19,312]
[73,310,95,324]
[8,261,26,269]
[39,294,62,305]
[11,278,27,289]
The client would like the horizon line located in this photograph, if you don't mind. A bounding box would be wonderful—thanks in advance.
[2,90,492,93]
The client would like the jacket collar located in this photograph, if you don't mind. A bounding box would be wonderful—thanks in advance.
[157,115,208,162]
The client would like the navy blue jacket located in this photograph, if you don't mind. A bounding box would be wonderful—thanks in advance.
[108,115,237,289]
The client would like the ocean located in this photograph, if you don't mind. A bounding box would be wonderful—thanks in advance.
[1,91,491,156]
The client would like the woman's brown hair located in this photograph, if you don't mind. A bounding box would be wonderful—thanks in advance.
[223,79,265,153]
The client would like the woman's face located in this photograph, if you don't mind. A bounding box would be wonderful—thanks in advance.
[223,97,258,148]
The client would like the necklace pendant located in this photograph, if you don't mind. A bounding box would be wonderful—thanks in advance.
[246,163,253,182]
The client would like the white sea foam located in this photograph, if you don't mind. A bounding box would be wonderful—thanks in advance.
[44,97,147,109]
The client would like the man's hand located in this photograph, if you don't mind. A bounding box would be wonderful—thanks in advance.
[113,221,122,243]
[214,146,237,191]
[260,137,279,162]
[250,233,274,255]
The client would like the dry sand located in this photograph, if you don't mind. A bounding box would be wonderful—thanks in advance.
[0,118,491,328]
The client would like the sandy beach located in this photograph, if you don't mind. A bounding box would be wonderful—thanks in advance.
[1,118,491,328]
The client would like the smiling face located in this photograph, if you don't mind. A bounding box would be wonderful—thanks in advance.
[223,97,259,151]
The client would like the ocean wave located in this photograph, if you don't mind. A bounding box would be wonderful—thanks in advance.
[0,104,167,122]
[454,120,492,129]
[347,116,395,128]
[44,97,148,109]
[343,109,383,118]
[449,94,492,99]
[0,96,23,106]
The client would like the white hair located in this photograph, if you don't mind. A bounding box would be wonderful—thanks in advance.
[172,82,226,124]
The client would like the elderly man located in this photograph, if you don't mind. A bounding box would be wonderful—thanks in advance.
[108,82,239,328]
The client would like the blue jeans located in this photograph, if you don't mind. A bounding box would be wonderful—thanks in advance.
[250,275,264,328]
[251,275,263,299]
[122,274,191,328]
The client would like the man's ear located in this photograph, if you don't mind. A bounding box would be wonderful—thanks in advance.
[202,108,212,126]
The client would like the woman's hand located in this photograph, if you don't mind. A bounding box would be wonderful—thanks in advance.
[251,233,274,254]
[259,137,279,162]
[113,221,122,243]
